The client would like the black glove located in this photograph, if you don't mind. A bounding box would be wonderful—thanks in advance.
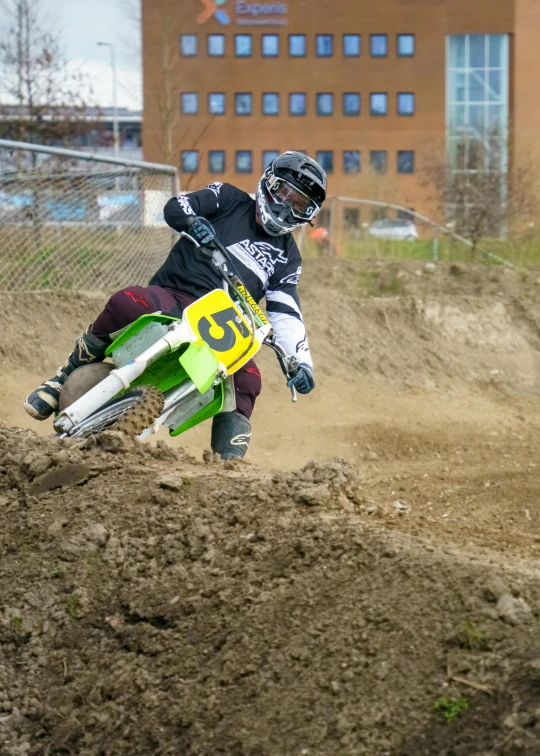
[287,363,315,395]
[190,217,216,247]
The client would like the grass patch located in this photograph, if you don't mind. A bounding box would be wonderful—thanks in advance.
[461,620,489,652]
[66,594,80,619]
[434,696,469,724]
[10,616,23,628]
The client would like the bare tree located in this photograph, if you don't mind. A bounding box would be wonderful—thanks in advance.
[420,136,540,252]
[141,0,216,179]
[0,0,100,151]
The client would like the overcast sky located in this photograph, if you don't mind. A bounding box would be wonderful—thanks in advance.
[40,0,142,109]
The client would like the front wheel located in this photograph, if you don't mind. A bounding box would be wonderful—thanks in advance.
[62,385,164,439]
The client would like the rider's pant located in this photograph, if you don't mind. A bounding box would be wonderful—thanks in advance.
[91,286,262,419]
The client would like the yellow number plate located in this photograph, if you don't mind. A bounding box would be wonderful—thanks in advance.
[183,290,259,374]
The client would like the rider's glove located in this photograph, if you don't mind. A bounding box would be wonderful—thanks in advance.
[287,363,315,395]
[190,217,216,247]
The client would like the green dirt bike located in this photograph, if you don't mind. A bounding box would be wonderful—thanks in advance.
[53,219,299,440]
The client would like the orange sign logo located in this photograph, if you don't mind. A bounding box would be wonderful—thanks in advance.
[197,0,230,25]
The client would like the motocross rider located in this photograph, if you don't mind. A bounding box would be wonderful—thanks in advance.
[24,151,327,459]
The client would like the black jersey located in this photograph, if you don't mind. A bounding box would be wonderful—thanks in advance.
[150,182,313,367]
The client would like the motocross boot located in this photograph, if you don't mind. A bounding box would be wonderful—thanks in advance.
[211,410,252,460]
[24,325,109,420]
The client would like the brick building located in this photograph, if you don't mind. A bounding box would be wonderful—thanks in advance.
[142,0,540,222]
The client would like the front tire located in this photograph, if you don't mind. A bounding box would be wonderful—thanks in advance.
[64,385,164,439]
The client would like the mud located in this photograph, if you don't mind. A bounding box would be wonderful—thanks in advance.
[2,426,540,755]
[3,259,540,754]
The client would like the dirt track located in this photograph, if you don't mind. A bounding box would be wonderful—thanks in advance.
[3,259,540,754]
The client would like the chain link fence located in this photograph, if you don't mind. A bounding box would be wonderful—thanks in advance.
[0,140,179,291]
[298,196,512,267]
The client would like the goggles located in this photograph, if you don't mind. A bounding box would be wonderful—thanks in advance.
[267,177,320,222]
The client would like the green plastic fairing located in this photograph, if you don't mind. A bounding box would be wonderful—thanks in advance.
[169,383,224,437]
[104,314,179,357]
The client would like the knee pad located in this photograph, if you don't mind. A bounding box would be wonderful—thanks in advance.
[211,411,251,460]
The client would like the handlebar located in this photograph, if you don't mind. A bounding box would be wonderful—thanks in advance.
[179,219,300,403]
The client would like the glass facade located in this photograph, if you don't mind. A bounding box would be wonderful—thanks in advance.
[263,150,279,169]
[236,150,252,173]
[235,34,252,57]
[207,35,225,56]
[370,93,387,116]
[370,150,387,174]
[181,35,197,56]
[398,34,414,57]
[209,151,225,173]
[397,93,415,116]
[289,34,306,57]
[235,93,252,115]
[343,93,360,116]
[181,151,198,173]
[316,35,333,57]
[290,93,307,116]
[316,151,334,173]
[317,93,334,116]
[343,34,360,57]
[262,35,279,57]
[208,93,225,115]
[370,34,387,57]
[262,93,279,115]
[446,34,509,173]
[181,93,198,114]
[397,151,415,174]
[344,151,360,173]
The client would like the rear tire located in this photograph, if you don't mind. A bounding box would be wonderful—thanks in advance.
[65,385,164,439]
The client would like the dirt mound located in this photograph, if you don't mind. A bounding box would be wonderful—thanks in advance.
[2,425,540,755]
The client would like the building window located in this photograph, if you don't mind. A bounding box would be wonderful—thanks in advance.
[316,34,333,57]
[262,92,279,115]
[398,34,415,57]
[289,34,306,57]
[316,151,333,173]
[180,34,197,57]
[447,34,509,174]
[344,207,360,228]
[343,93,360,116]
[235,34,252,57]
[343,34,360,57]
[397,208,415,221]
[317,93,334,116]
[236,150,252,173]
[397,150,415,173]
[208,34,225,57]
[181,93,198,114]
[262,34,279,57]
[370,150,387,173]
[370,93,388,116]
[344,151,360,173]
[235,92,252,115]
[370,34,387,57]
[289,93,307,116]
[181,150,198,173]
[398,92,415,115]
[208,93,225,115]
[263,150,279,169]
[209,150,225,173]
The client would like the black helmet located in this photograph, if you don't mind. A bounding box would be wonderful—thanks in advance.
[256,151,327,236]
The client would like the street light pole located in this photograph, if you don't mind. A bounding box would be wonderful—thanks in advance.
[97,41,119,156]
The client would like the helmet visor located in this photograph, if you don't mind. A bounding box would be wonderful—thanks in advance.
[269,179,320,221]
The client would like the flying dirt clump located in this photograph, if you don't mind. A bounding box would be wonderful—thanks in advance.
[2,425,540,756]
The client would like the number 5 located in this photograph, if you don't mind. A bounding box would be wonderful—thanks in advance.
[198,306,250,351]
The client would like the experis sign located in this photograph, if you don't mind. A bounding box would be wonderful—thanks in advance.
[197,0,288,26]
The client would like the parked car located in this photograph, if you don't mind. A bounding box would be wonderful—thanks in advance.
[368,218,418,241]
